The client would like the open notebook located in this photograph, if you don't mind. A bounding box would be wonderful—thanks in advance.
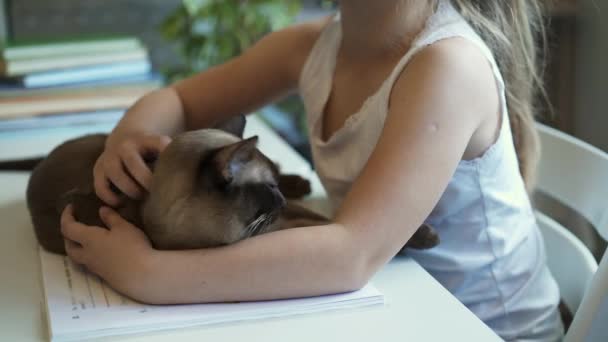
[39,247,384,341]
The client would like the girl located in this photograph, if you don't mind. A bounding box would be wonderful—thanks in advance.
[60,0,564,340]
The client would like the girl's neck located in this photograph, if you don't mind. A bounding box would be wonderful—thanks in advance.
[339,0,436,60]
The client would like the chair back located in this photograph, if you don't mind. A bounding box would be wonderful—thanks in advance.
[536,212,597,312]
[536,124,608,240]
[537,124,608,341]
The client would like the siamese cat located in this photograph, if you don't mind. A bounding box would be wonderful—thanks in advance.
[5,116,440,254]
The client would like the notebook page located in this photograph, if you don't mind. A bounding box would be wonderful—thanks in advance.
[39,247,384,341]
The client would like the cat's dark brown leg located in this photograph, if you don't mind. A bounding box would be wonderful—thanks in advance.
[278,175,312,199]
[66,190,143,230]
[559,300,573,332]
[399,224,440,252]
[213,115,247,138]
[276,202,330,229]
[34,186,141,256]
[32,189,113,255]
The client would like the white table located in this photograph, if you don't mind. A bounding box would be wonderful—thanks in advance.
[0,117,500,341]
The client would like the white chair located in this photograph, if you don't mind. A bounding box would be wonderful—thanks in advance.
[535,123,608,341]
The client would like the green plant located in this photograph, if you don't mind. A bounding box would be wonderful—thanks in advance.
[161,0,301,80]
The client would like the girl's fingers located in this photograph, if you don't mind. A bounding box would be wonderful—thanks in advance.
[104,157,143,199]
[60,205,90,245]
[93,135,171,204]
[60,205,106,244]
[118,143,153,191]
[64,239,86,265]
[93,157,121,206]
[142,135,172,153]
[99,206,129,230]
[129,135,172,190]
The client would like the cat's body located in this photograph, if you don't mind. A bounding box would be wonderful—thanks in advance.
[138,128,324,250]
[21,117,439,254]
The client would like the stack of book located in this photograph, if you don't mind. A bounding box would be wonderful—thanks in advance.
[0,37,163,130]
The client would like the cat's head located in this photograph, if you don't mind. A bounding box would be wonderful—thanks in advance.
[141,123,286,250]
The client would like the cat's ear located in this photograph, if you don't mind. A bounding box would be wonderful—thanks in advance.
[213,115,246,138]
[212,136,259,185]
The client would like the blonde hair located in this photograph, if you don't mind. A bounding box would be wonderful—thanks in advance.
[451,0,547,192]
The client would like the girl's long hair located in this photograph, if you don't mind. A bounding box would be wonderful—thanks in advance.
[451,0,547,192]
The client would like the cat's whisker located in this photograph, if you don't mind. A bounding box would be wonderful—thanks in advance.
[253,214,267,236]
[248,212,276,237]
[256,214,270,235]
[245,214,266,237]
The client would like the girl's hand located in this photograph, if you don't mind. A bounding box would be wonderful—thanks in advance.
[94,132,171,206]
[60,205,155,299]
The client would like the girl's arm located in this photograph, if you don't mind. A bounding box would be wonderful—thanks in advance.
[95,19,328,205]
[172,19,327,130]
[116,18,327,136]
[63,38,499,304]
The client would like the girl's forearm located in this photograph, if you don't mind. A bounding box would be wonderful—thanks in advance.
[138,224,369,305]
[110,87,186,141]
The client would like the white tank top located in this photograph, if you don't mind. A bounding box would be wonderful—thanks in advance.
[299,1,563,340]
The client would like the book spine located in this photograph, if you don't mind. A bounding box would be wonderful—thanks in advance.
[22,60,153,88]
[1,49,149,76]
[0,92,148,119]
[0,80,158,100]
[0,82,159,103]
[0,71,163,98]
[0,110,124,131]
[3,38,144,60]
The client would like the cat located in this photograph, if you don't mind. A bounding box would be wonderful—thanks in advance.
[3,116,440,254]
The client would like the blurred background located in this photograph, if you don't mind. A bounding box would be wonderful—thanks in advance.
[0,0,605,258]
[0,0,330,161]
[0,0,603,157]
